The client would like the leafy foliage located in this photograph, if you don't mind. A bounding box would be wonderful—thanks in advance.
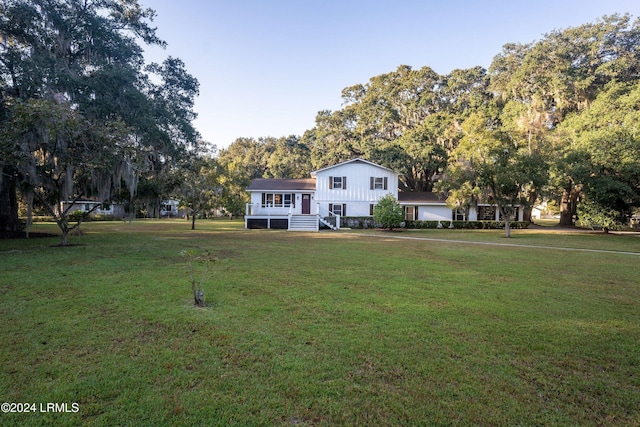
[175,154,221,229]
[373,194,404,230]
[215,14,640,233]
[0,0,200,242]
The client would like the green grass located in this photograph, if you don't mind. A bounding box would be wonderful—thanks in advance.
[1,220,639,426]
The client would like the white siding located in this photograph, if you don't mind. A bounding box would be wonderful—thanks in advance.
[248,191,317,215]
[416,205,452,221]
[314,161,398,217]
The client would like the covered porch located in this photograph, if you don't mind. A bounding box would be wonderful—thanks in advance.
[244,202,342,231]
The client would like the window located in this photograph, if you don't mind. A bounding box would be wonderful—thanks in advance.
[329,176,347,190]
[453,208,465,221]
[405,206,417,221]
[477,206,496,221]
[262,193,294,208]
[329,203,346,216]
[370,177,388,190]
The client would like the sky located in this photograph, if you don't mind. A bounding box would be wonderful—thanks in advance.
[142,0,640,149]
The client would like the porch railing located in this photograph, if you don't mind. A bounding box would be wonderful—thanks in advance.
[316,202,340,230]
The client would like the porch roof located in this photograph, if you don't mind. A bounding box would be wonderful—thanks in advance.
[246,178,316,192]
[397,191,447,204]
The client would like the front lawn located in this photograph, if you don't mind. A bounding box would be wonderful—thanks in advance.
[1,220,638,426]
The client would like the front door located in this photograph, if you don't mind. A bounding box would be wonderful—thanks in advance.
[302,194,311,214]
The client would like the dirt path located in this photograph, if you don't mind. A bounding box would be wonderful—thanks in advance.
[346,232,640,257]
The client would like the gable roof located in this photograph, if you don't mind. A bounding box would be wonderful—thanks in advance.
[397,191,447,204]
[246,178,316,192]
[311,158,397,175]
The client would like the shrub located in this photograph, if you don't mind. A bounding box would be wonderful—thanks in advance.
[373,195,404,230]
[340,217,378,229]
[404,220,529,229]
[68,210,87,222]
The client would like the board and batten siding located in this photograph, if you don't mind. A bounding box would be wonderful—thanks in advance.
[313,160,398,217]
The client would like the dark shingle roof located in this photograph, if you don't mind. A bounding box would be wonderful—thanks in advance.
[246,178,316,192]
[397,191,447,204]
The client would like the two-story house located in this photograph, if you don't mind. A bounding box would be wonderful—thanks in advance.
[245,159,396,230]
[245,158,523,231]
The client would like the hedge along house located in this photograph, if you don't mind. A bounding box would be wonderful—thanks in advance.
[245,158,523,231]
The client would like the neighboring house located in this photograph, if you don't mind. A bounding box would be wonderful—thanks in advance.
[160,200,181,218]
[245,158,523,231]
[58,200,125,218]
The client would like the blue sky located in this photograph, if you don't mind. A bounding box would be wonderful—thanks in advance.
[143,0,640,149]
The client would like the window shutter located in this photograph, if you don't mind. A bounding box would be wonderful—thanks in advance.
[262,193,265,205]
[329,177,333,189]
[370,204,374,216]
[329,203,333,215]
[383,177,388,190]
[415,206,418,220]
[342,204,347,216]
[343,177,347,190]
[370,177,374,190]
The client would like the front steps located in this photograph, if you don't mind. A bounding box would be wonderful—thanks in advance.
[288,215,318,231]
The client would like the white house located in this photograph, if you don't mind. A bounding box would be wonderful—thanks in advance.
[245,158,523,231]
[312,158,398,218]
[397,192,518,222]
[245,178,317,230]
[58,199,125,218]
[160,200,181,218]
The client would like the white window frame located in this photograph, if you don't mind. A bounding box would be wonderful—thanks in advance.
[329,203,346,216]
[405,206,416,221]
[332,176,343,189]
[263,193,294,208]
[453,208,466,221]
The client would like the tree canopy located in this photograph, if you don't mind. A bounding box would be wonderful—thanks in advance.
[3,8,639,236]
[0,0,199,243]
[217,13,640,234]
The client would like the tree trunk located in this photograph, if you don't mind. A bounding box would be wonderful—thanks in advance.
[499,206,512,238]
[194,288,204,307]
[0,173,20,237]
[560,184,581,226]
[60,227,70,246]
[191,213,196,230]
[524,189,537,223]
